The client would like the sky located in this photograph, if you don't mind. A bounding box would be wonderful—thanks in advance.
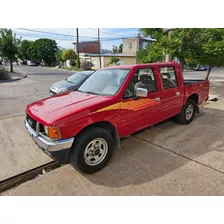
[12,28,140,50]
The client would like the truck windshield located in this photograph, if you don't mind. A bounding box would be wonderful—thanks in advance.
[77,68,131,96]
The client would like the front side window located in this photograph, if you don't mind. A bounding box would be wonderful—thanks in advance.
[123,68,157,98]
[78,69,130,96]
[160,66,178,90]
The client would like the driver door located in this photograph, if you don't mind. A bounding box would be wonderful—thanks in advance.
[120,68,163,136]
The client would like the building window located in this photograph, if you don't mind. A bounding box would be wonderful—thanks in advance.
[143,41,148,49]
[129,42,132,50]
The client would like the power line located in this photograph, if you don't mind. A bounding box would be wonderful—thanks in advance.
[57,28,74,45]
[14,31,132,42]
[17,28,135,41]
[18,28,98,39]
[86,28,124,37]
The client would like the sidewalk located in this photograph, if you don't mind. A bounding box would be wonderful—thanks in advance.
[0,115,52,181]
[0,72,27,83]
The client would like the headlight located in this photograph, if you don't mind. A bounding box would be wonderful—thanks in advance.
[58,88,67,93]
[43,126,61,139]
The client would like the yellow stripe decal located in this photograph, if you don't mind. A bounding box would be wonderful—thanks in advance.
[96,98,158,112]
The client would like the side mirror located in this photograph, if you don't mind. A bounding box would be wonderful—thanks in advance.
[136,87,148,98]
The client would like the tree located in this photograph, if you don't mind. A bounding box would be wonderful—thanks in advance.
[62,49,77,61]
[196,28,224,78]
[18,40,32,61]
[140,28,164,40]
[138,28,224,76]
[27,41,37,61]
[119,44,123,53]
[108,57,120,66]
[55,49,63,65]
[0,28,21,72]
[33,38,58,66]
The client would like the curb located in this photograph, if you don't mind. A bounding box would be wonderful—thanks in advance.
[0,72,27,83]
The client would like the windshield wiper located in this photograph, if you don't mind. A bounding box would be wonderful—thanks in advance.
[84,91,99,95]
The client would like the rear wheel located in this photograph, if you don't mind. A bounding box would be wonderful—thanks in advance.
[176,99,196,125]
[69,127,114,174]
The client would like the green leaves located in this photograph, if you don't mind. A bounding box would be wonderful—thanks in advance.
[55,49,63,64]
[62,49,77,61]
[137,28,224,69]
[33,38,58,66]
[0,28,21,71]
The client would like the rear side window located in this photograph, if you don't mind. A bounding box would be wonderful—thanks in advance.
[160,66,178,90]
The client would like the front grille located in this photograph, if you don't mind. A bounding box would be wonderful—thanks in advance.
[26,114,37,131]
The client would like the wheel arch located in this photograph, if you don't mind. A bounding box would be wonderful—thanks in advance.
[74,121,121,150]
[188,93,199,105]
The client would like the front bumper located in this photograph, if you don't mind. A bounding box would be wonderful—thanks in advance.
[24,120,74,161]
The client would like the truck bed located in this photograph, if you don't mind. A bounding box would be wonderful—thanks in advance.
[184,79,206,85]
[183,79,209,105]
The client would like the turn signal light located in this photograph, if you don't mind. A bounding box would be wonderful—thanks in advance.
[47,127,61,139]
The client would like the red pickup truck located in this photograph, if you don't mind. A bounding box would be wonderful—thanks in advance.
[25,62,209,174]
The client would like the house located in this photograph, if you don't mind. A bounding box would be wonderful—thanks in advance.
[90,35,156,69]
[73,34,156,69]
[73,41,100,54]
[81,53,136,70]
[122,33,156,56]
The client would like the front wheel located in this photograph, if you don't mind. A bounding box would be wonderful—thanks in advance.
[69,127,114,174]
[176,99,196,125]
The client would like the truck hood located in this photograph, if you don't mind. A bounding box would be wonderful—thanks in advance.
[26,91,112,125]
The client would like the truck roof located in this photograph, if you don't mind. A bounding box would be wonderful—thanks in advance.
[100,62,179,70]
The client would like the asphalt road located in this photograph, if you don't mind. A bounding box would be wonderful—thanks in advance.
[0,65,73,118]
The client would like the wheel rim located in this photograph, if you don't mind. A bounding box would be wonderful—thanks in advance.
[83,138,108,166]
[185,104,194,120]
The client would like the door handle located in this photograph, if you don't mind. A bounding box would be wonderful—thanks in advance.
[176,92,180,96]
[154,97,160,102]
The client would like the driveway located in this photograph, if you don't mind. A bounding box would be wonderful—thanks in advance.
[3,99,224,196]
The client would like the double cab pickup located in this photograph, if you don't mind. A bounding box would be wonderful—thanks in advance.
[25,62,209,174]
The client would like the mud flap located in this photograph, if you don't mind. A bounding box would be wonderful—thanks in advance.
[195,105,200,113]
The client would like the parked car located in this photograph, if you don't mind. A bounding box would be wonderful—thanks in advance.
[27,61,38,66]
[49,71,94,96]
[20,60,27,65]
[25,62,209,174]
[194,65,209,71]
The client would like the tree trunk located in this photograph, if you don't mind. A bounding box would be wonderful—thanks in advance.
[10,59,13,72]
[205,66,212,80]
[179,58,185,73]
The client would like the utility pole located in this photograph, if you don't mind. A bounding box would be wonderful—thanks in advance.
[76,28,80,69]
[98,28,102,68]
[163,28,175,62]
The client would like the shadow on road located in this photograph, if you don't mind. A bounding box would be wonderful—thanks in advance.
[85,106,224,188]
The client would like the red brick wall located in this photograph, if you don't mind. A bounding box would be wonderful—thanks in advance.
[78,42,100,54]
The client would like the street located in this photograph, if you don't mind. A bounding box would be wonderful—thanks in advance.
[1,65,224,195]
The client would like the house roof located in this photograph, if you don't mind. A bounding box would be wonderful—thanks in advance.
[100,62,178,70]
[85,53,135,57]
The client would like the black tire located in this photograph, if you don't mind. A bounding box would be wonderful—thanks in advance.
[176,99,196,125]
[69,127,114,174]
